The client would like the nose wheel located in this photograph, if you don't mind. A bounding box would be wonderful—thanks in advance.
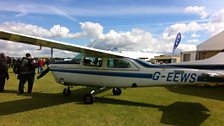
[83,94,95,104]
[63,88,71,96]
[112,88,122,95]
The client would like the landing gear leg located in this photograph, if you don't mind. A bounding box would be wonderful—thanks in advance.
[83,86,106,104]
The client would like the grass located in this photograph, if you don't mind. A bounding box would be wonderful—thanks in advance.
[1,69,224,126]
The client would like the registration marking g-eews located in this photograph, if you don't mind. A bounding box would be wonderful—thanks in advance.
[152,72,197,83]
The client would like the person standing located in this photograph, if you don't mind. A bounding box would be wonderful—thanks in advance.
[18,53,37,94]
[45,58,50,66]
[37,58,44,74]
[0,53,9,92]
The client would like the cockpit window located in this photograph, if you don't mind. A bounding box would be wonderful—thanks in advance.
[107,58,131,68]
[83,56,102,67]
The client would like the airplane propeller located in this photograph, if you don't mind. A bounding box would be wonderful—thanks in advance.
[37,67,50,79]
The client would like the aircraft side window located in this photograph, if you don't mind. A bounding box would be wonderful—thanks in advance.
[83,56,102,67]
[84,58,92,65]
[107,58,131,68]
[97,60,102,67]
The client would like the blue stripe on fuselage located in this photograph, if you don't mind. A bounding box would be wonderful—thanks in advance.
[51,68,153,79]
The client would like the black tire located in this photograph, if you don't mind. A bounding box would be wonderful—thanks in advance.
[83,94,95,104]
[112,88,122,95]
[63,88,71,96]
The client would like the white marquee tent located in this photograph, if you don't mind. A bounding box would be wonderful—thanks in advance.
[197,31,224,51]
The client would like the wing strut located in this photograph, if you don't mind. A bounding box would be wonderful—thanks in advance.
[51,48,53,58]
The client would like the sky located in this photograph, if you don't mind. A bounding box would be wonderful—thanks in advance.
[0,0,224,58]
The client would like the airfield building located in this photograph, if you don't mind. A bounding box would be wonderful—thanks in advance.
[181,31,224,62]
[151,55,181,64]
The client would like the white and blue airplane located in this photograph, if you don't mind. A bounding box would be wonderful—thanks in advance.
[1,30,224,104]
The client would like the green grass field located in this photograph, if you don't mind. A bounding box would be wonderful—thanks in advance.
[1,69,224,126]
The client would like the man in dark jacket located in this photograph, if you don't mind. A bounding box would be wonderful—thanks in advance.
[0,53,9,92]
[18,53,37,94]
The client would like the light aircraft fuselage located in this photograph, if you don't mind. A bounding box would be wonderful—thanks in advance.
[49,54,223,88]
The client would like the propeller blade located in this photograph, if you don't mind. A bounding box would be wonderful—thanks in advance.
[37,67,50,79]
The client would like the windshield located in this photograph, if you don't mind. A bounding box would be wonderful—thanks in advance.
[71,53,83,64]
[134,59,161,68]
[135,59,152,65]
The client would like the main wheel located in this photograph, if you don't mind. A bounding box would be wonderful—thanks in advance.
[83,94,95,104]
[63,88,71,96]
[112,88,122,95]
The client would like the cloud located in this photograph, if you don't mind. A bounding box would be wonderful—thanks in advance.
[187,39,200,44]
[0,22,78,57]
[96,28,152,51]
[191,34,200,38]
[0,22,80,38]
[79,22,104,39]
[49,25,70,38]
[206,9,224,35]
[16,5,29,17]
[77,22,153,51]
[1,6,224,58]
[162,8,224,41]
[159,8,224,53]
[165,21,202,35]
[0,21,198,57]
[184,6,208,18]
[77,22,195,54]
[0,40,77,58]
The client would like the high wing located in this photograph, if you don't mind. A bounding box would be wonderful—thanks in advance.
[0,30,127,58]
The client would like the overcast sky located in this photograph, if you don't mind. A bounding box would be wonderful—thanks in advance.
[0,0,224,58]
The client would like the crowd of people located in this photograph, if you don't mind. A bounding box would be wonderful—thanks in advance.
[0,53,50,94]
